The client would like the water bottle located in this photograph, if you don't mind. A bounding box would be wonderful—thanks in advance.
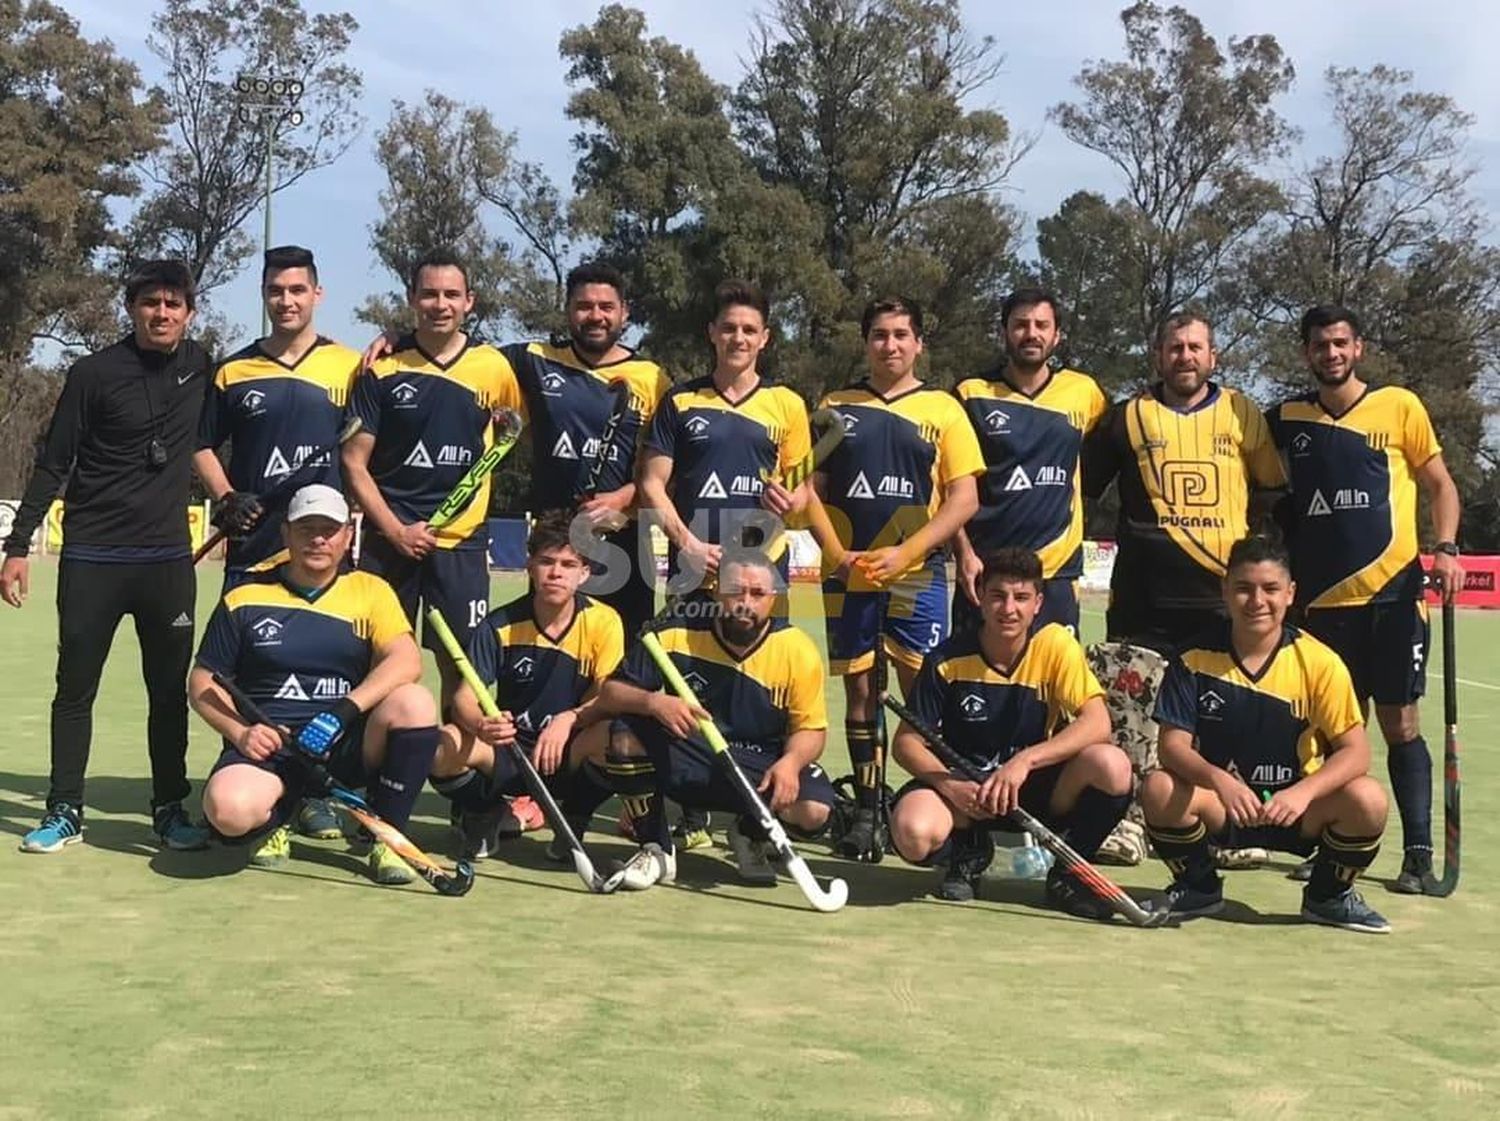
[1007,834,1054,879]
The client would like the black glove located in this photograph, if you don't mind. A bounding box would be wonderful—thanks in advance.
[212,491,265,537]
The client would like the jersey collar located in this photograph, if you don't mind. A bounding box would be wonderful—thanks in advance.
[255,335,330,372]
[1151,380,1220,414]
[1229,622,1295,684]
[996,366,1054,400]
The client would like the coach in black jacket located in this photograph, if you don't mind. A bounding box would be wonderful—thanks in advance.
[2,261,215,854]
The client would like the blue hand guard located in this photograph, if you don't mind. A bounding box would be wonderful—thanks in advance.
[295,698,360,758]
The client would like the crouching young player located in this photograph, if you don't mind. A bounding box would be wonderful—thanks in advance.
[430,511,624,860]
[189,485,442,885]
[596,552,836,889]
[1141,534,1391,933]
[889,547,1132,918]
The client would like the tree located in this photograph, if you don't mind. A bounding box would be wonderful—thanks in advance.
[0,0,164,360]
[361,90,569,341]
[1045,2,1294,376]
[128,0,363,302]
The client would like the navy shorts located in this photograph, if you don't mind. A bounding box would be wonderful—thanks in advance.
[1302,599,1428,707]
[824,559,949,676]
[952,576,1080,638]
[210,725,369,832]
[895,761,1066,832]
[1213,822,1317,858]
[359,535,490,652]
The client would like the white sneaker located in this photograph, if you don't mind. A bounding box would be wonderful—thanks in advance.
[727,819,778,885]
[612,843,676,891]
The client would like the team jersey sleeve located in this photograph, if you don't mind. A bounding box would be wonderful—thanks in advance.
[1082,377,1109,433]
[644,390,682,459]
[194,601,243,676]
[785,637,828,733]
[592,609,626,687]
[467,617,503,692]
[1048,632,1106,718]
[1081,403,1125,500]
[613,636,665,692]
[778,392,812,476]
[907,649,947,732]
[367,580,414,650]
[937,398,986,486]
[197,367,232,450]
[489,349,525,419]
[1400,393,1442,468]
[1241,401,1288,489]
[1153,656,1199,733]
[1310,646,1364,741]
[350,367,384,437]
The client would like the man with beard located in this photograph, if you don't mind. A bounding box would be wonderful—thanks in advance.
[1084,313,1286,651]
[953,289,1108,637]
[1268,305,1464,895]
[592,553,836,890]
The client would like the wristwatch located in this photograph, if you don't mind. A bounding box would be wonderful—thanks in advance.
[1434,541,1460,556]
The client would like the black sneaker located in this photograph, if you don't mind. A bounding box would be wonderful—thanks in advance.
[1045,867,1116,921]
[834,805,887,863]
[1390,849,1441,896]
[1301,887,1391,934]
[936,830,994,902]
[459,804,515,861]
[1146,878,1225,919]
[152,802,211,851]
[1287,857,1314,882]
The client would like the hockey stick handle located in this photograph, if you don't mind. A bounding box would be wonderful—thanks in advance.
[640,632,848,913]
[208,671,473,896]
[1435,597,1460,896]
[424,608,607,892]
[195,416,364,564]
[1442,597,1457,729]
[881,692,1165,927]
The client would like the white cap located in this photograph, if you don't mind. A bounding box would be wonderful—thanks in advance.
[286,484,349,524]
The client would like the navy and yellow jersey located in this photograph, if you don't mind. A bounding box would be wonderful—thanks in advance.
[1269,386,1440,608]
[1084,383,1287,608]
[645,376,811,561]
[814,381,983,557]
[955,368,1108,578]
[468,591,625,736]
[907,623,1104,771]
[1155,623,1363,794]
[198,338,360,573]
[613,615,827,753]
[195,570,412,730]
[502,341,671,511]
[350,334,523,551]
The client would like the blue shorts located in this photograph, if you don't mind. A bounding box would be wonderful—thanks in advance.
[1302,599,1428,707]
[359,535,490,652]
[824,559,948,675]
[210,729,369,835]
[952,576,1079,638]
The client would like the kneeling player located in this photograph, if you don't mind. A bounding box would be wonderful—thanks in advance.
[431,511,623,859]
[189,485,442,885]
[889,547,1132,918]
[597,553,835,889]
[1141,534,1391,934]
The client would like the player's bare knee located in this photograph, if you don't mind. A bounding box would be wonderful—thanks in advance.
[1375,702,1420,744]
[891,806,946,863]
[1081,741,1133,795]
[1341,775,1389,832]
[1138,768,1181,821]
[430,724,471,777]
[784,800,829,832]
[203,780,273,837]
[608,724,646,758]
[377,682,437,728]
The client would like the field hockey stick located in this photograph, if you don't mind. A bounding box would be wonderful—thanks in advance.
[427,408,525,530]
[760,407,846,491]
[210,672,475,897]
[195,415,364,563]
[881,693,1168,928]
[1433,596,1461,896]
[425,608,615,894]
[638,631,850,913]
[576,380,634,501]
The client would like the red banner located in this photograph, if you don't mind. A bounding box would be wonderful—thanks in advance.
[1422,554,1500,608]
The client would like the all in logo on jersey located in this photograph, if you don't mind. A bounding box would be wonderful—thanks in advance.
[1005,466,1032,491]
[552,432,579,460]
[275,674,310,701]
[240,388,267,416]
[698,472,728,499]
[405,441,434,469]
[847,471,876,500]
[435,444,474,467]
[263,447,293,479]
[391,382,420,409]
[250,617,284,646]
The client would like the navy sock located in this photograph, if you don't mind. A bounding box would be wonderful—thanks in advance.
[1146,821,1218,888]
[846,719,880,808]
[372,726,440,830]
[1386,737,1432,852]
[1308,827,1382,901]
[1062,787,1131,861]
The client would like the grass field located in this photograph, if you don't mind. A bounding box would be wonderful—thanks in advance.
[1,561,1496,1120]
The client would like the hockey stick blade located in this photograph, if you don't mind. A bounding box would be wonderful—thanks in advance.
[425,609,613,894]
[762,407,846,491]
[428,408,525,530]
[642,632,849,913]
[210,672,474,897]
[881,692,1167,928]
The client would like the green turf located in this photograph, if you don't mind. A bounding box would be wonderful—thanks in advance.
[1,562,1496,1120]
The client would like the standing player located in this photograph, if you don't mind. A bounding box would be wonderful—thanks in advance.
[2,261,212,854]
[342,252,523,698]
[809,296,983,860]
[888,547,1132,917]
[953,289,1108,635]
[194,245,361,842]
[637,279,812,599]
[500,263,671,637]
[594,553,836,890]
[1141,534,1391,933]
[188,485,441,885]
[1084,313,1287,650]
[1269,306,1465,895]
[430,511,624,860]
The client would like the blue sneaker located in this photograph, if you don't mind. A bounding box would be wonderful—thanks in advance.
[153,802,211,851]
[20,804,84,853]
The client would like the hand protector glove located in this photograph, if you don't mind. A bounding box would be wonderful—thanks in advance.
[212,491,265,537]
[295,697,361,758]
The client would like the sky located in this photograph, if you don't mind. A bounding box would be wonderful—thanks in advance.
[61,0,1500,353]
